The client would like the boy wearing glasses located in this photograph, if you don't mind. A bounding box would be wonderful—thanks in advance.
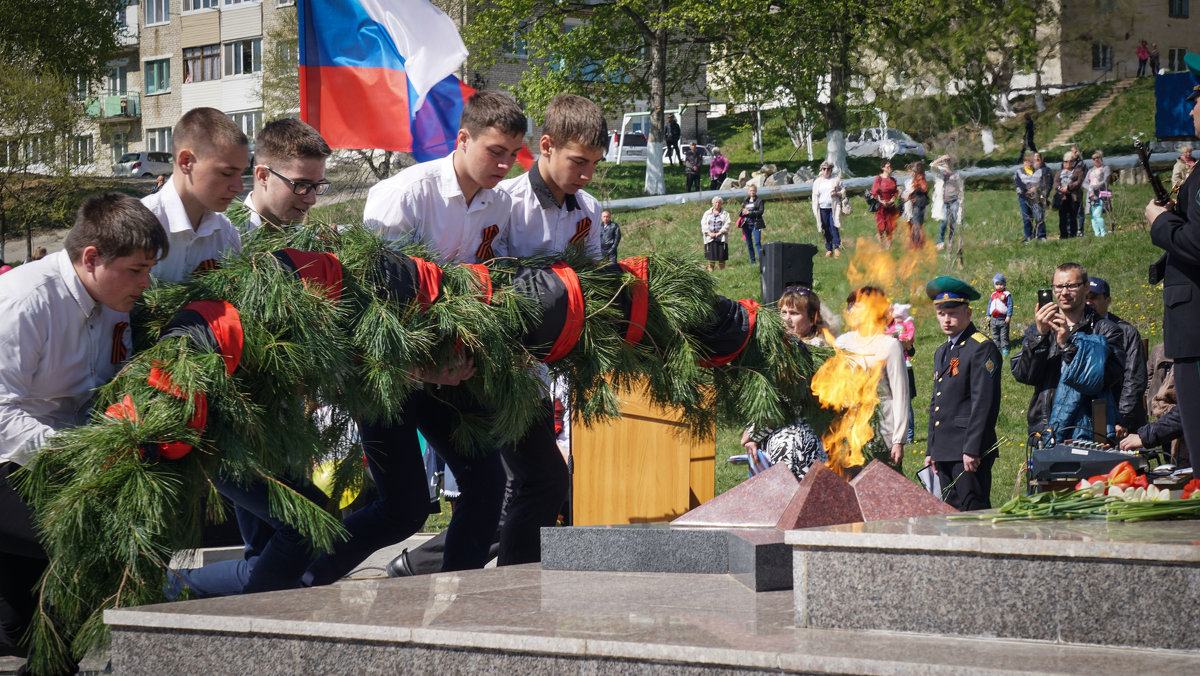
[236,118,332,232]
[141,107,249,282]
[1010,263,1125,441]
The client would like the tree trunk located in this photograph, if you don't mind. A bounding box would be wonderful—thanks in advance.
[643,19,667,196]
[822,42,851,177]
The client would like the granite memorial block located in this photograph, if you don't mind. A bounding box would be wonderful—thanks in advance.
[849,460,958,521]
[775,462,862,530]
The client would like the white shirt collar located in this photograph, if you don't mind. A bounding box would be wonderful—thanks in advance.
[160,176,224,237]
[56,250,96,319]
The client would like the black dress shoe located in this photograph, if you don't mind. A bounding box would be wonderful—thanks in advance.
[386,549,415,578]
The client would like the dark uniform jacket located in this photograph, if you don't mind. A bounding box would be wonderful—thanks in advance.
[1010,306,1125,437]
[1151,163,1200,360]
[1107,312,1148,429]
[665,119,681,145]
[926,323,1002,462]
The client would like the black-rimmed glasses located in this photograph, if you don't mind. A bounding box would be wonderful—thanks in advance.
[266,166,331,196]
[1052,281,1086,292]
[783,285,812,295]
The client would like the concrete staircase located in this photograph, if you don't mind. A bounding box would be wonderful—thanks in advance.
[1047,78,1136,148]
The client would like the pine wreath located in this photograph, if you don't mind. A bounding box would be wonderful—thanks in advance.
[15,222,836,672]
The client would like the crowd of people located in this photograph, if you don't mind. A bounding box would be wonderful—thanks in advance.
[4,69,1199,673]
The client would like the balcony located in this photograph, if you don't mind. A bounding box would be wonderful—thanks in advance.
[86,92,141,121]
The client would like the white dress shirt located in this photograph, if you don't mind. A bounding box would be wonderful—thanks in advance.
[498,161,602,259]
[241,192,263,233]
[0,251,131,465]
[142,176,242,282]
[362,154,511,264]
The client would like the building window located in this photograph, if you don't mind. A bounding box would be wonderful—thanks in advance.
[110,132,128,166]
[1170,0,1189,17]
[503,23,529,57]
[107,65,128,96]
[145,59,170,94]
[1092,43,1113,70]
[277,0,295,6]
[147,127,172,153]
[224,39,262,76]
[183,44,220,83]
[72,75,90,101]
[70,135,95,166]
[1169,48,1189,71]
[229,110,263,141]
[144,0,169,25]
[223,0,258,5]
[183,0,218,9]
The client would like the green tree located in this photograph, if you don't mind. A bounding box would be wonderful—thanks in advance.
[717,0,904,176]
[0,0,125,261]
[460,0,730,195]
[0,63,86,262]
[0,0,127,81]
[260,7,300,121]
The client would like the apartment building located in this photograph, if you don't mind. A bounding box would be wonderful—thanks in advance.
[81,0,292,175]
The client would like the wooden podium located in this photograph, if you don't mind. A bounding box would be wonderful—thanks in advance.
[569,384,715,526]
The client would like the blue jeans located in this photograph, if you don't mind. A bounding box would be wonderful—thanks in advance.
[939,200,960,244]
[303,387,506,585]
[1090,200,1107,236]
[1017,196,1044,240]
[819,208,840,251]
[168,474,331,598]
[743,226,763,263]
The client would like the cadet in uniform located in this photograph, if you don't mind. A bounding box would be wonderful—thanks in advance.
[923,276,1002,510]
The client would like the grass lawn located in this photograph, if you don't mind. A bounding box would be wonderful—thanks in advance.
[348,179,1166,529]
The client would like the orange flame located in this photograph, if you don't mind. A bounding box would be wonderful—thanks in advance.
[811,239,936,476]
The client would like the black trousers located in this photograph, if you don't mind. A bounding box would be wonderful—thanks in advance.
[0,462,46,659]
[303,387,506,585]
[933,453,995,511]
[404,401,566,570]
[685,172,701,192]
[664,141,682,165]
[1058,199,1079,239]
[1174,358,1200,471]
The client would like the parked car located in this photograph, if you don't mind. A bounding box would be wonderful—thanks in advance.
[113,151,173,178]
[845,128,926,159]
[607,131,648,162]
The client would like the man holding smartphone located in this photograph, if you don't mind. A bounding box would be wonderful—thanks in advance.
[1010,263,1125,442]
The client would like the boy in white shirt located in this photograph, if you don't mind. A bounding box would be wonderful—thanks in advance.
[363,91,524,264]
[494,93,607,564]
[234,118,332,233]
[0,194,167,661]
[304,91,527,586]
[142,107,249,282]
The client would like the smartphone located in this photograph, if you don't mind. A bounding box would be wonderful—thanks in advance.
[1037,288,1054,309]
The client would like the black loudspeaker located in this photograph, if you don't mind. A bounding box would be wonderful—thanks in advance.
[760,242,819,306]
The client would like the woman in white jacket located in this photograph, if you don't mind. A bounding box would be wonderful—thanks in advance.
[810,162,844,258]
[701,195,731,271]
[930,154,965,251]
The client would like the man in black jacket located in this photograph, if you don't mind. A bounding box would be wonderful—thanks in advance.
[1086,277,1148,433]
[1146,82,1200,470]
[1010,263,1125,442]
[664,113,682,166]
[923,276,1002,510]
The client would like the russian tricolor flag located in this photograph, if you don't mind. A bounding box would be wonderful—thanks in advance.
[298,0,472,161]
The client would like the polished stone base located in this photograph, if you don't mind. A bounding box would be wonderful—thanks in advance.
[788,515,1200,652]
[540,525,791,591]
[105,566,1200,674]
[542,461,955,592]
